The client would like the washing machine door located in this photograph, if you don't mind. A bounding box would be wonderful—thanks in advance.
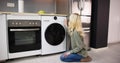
[45,23,65,46]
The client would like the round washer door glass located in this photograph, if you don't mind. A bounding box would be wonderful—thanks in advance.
[45,23,65,46]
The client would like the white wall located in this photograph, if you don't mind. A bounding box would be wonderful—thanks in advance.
[108,0,120,43]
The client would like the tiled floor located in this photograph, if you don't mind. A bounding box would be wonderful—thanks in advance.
[4,43,120,63]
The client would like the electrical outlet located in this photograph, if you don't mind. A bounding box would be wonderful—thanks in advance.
[7,2,15,7]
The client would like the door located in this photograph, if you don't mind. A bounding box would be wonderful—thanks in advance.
[45,23,65,46]
[8,27,41,53]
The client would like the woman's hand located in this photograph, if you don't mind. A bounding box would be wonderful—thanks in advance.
[63,52,71,57]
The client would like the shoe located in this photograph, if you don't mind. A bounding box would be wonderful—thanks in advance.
[80,56,92,62]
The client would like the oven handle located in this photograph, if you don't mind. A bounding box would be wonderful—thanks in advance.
[10,28,40,31]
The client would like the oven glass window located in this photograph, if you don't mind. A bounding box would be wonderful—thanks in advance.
[15,32,35,46]
[8,27,41,53]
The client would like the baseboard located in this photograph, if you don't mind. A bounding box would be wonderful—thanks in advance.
[108,42,120,46]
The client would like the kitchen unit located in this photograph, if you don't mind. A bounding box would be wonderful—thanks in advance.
[90,0,110,48]
[7,14,42,59]
[0,13,67,61]
[0,14,8,61]
[0,0,67,59]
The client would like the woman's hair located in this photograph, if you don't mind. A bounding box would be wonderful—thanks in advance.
[68,13,84,37]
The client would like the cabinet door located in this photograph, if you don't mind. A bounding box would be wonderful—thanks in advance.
[90,0,110,48]
[0,14,8,61]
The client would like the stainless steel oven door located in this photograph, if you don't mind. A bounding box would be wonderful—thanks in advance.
[8,27,41,53]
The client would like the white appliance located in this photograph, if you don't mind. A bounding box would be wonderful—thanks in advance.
[0,14,8,61]
[7,14,42,59]
[41,15,66,55]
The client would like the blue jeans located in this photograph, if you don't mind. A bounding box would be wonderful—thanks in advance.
[60,53,84,62]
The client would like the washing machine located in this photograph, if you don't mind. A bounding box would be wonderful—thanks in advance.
[41,15,67,55]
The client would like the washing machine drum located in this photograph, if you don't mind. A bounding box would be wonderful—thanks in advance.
[45,23,65,46]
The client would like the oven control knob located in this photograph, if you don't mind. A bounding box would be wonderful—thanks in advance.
[19,22,22,24]
[29,22,31,24]
[12,22,14,24]
[32,22,34,24]
[16,23,18,25]
[35,22,37,24]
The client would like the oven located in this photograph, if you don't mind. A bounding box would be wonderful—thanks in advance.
[8,20,41,53]
[7,14,41,59]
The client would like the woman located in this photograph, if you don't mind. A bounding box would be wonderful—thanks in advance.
[60,13,92,62]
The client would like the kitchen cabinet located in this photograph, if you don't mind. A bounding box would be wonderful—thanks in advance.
[0,0,18,12]
[0,0,55,13]
[0,14,8,61]
[90,0,110,48]
[56,0,70,15]
[24,0,55,13]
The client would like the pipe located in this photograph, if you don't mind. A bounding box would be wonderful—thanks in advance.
[18,0,24,13]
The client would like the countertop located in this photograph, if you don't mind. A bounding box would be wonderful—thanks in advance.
[0,11,67,17]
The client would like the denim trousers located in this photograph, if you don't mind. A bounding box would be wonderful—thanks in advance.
[60,53,84,62]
